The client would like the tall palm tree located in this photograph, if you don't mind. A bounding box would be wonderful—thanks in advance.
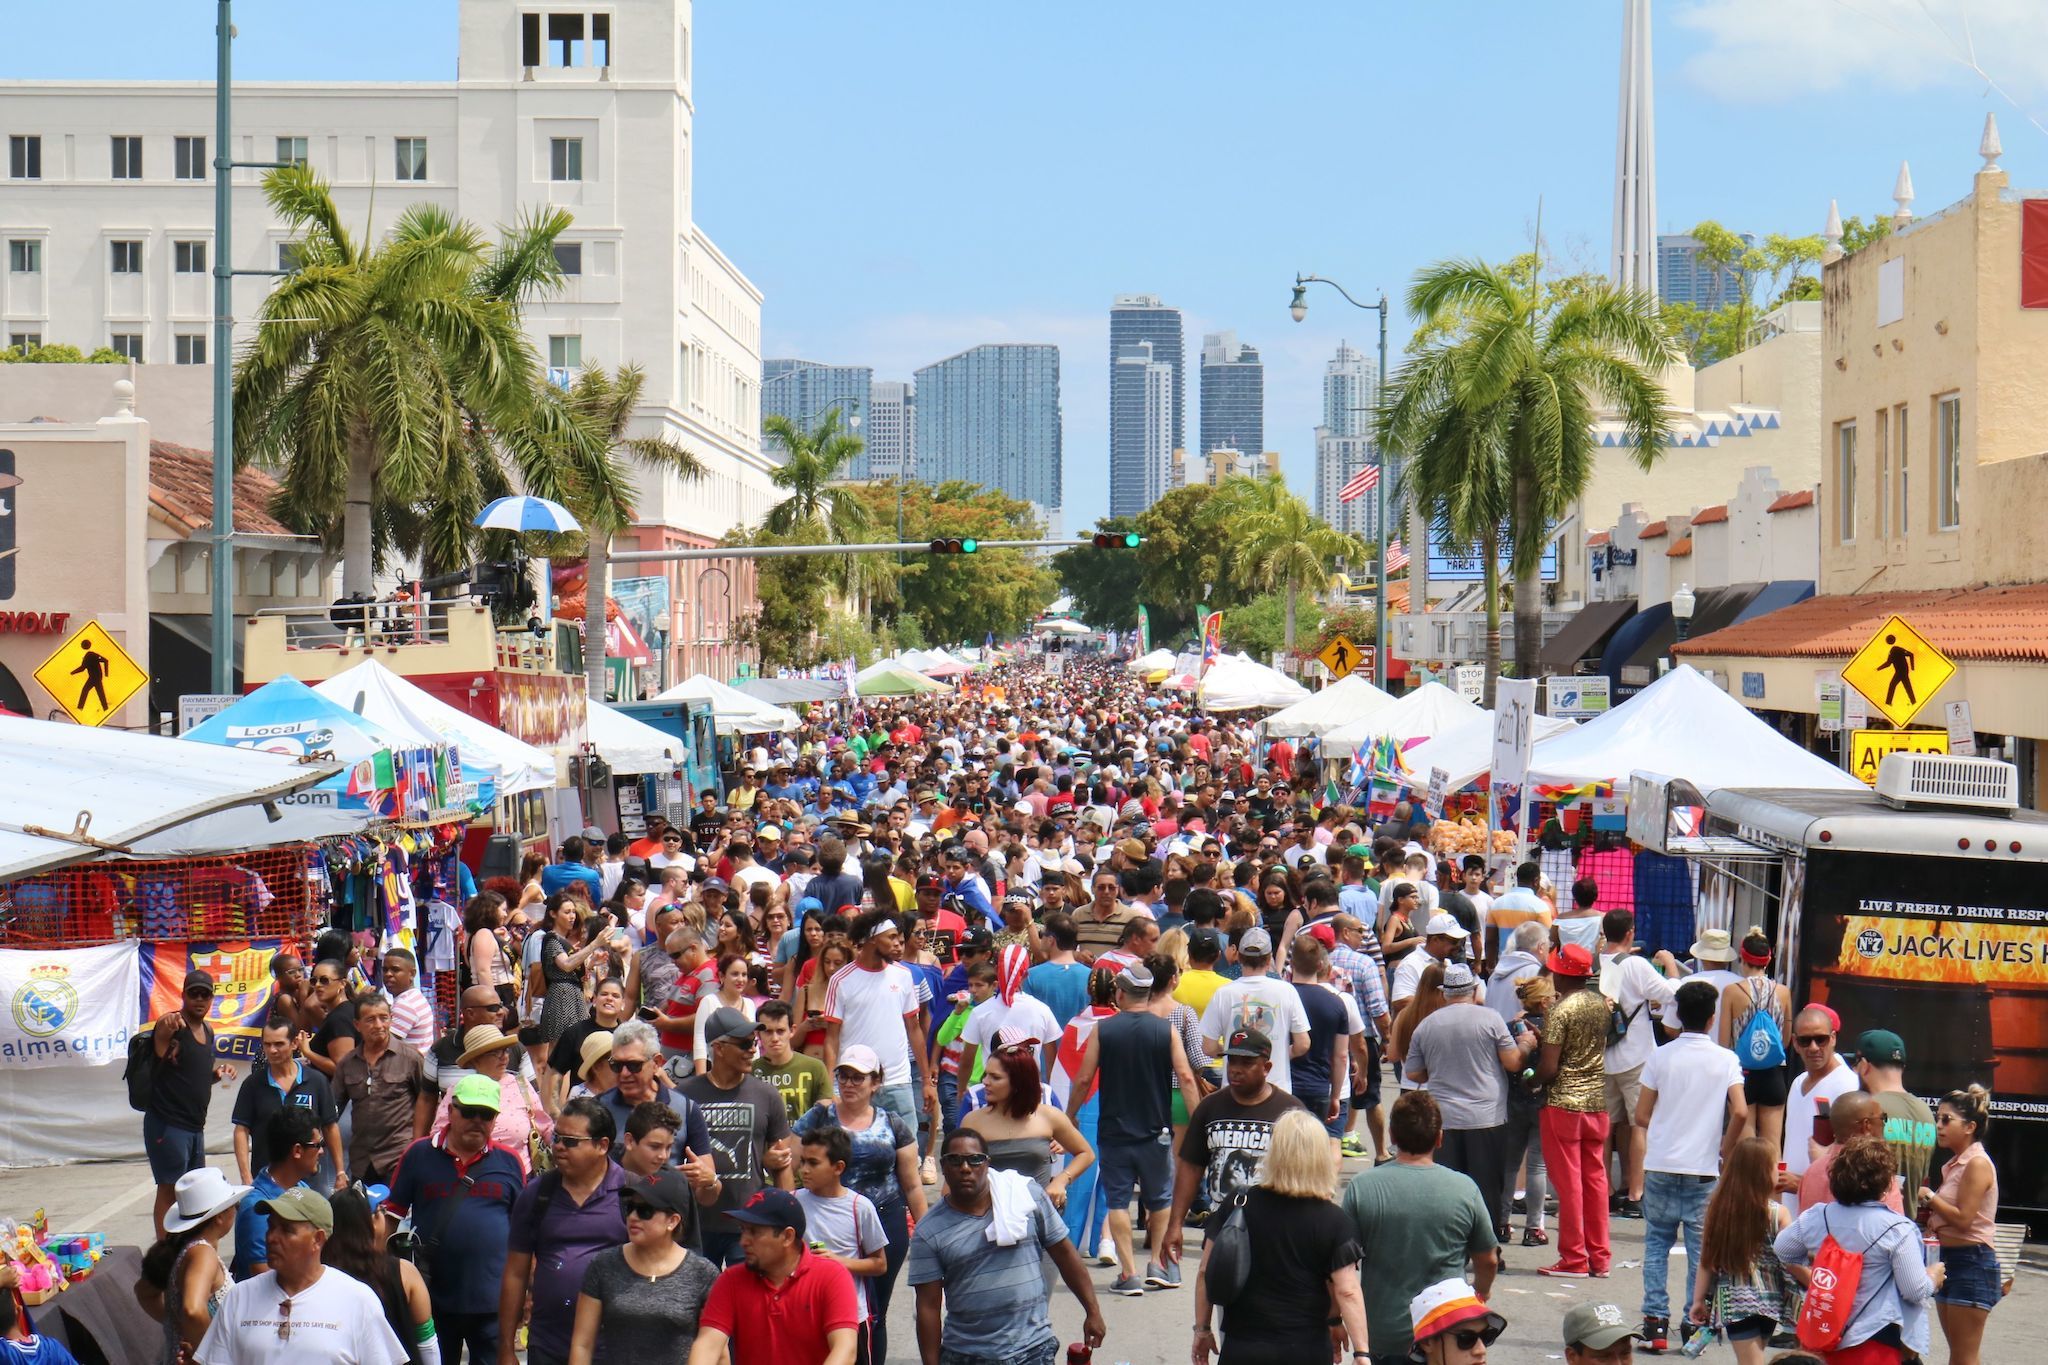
[234,164,602,594]
[1214,475,1365,652]
[760,407,876,595]
[1382,258,1672,682]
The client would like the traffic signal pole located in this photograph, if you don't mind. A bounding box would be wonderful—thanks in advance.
[608,537,1126,565]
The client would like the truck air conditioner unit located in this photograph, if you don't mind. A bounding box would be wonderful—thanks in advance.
[1874,753,2019,813]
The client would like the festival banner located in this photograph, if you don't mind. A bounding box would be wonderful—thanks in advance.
[0,944,139,1069]
[140,940,286,1062]
[1136,605,1151,656]
[1198,611,1224,674]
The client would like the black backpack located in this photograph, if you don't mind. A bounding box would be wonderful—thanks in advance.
[123,1028,159,1112]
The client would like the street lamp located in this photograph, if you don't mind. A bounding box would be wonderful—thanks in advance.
[1290,273,1391,688]
[1671,581,1697,651]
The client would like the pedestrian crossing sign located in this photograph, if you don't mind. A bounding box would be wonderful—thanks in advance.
[1847,728,1949,785]
[32,618,147,726]
[1839,614,1954,729]
[1317,633,1364,680]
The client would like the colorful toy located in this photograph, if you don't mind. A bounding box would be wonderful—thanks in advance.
[0,1220,63,1305]
[39,1232,104,1284]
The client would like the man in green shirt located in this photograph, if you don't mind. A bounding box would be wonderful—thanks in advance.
[1854,1027,1937,1218]
[1340,1090,1498,1364]
[752,1001,828,1126]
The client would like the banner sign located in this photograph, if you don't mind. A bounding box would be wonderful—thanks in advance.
[1545,675,1609,719]
[1198,611,1224,674]
[0,944,140,1068]
[141,940,286,1062]
[1137,605,1151,656]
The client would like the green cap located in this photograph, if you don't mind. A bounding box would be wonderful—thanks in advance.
[1856,1029,1906,1066]
[451,1074,504,1112]
[1346,843,1373,858]
[256,1186,334,1234]
[1562,1302,1639,1351]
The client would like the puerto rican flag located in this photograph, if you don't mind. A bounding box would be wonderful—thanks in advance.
[1337,462,1379,503]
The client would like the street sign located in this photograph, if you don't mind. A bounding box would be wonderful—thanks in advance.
[1544,675,1610,719]
[177,693,238,734]
[1840,614,1955,729]
[1945,700,1977,757]
[33,618,146,726]
[1491,678,1538,793]
[1453,664,1485,701]
[1815,674,1844,733]
[1847,727,1948,785]
[1316,634,1364,680]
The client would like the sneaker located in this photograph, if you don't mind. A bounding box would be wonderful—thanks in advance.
[1339,1134,1369,1158]
[1641,1316,1669,1354]
[1184,1206,1211,1228]
[1511,1194,1528,1215]
[1617,1197,1644,1220]
[1146,1261,1180,1289]
[1109,1273,1146,1296]
[1520,1228,1549,1247]
[1536,1262,1590,1278]
[920,1156,938,1186]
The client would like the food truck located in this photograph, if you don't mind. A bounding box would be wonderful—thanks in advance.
[1634,752,2048,1222]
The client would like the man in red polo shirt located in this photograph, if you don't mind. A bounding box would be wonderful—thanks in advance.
[688,1188,858,1365]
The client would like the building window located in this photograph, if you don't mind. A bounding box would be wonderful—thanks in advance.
[549,335,582,370]
[1874,406,1889,539]
[110,334,142,362]
[549,137,583,182]
[276,137,308,169]
[8,135,41,180]
[110,135,143,180]
[593,14,610,66]
[9,333,42,353]
[547,13,585,65]
[1835,420,1857,544]
[175,135,207,181]
[278,242,302,272]
[1893,403,1909,537]
[1937,393,1962,530]
[394,137,427,182]
[175,334,207,365]
[521,13,542,67]
[174,241,208,274]
[110,240,143,274]
[8,240,41,274]
[552,242,582,275]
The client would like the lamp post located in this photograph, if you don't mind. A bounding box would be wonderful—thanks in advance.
[1290,274,1391,689]
[1671,581,1696,663]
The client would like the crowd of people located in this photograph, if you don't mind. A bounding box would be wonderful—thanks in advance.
[110,654,2016,1364]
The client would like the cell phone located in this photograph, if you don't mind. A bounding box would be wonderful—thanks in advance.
[637,1006,659,1021]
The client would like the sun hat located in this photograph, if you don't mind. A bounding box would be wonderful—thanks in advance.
[1407,1279,1506,1360]
[164,1168,253,1233]
[1688,928,1738,963]
[577,1030,615,1081]
[456,1024,519,1067]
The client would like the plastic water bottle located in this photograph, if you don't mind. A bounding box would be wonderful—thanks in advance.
[1679,1324,1715,1357]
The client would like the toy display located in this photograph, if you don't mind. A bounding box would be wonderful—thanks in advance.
[0,1209,103,1303]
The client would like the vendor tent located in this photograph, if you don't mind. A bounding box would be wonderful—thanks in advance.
[738,677,845,706]
[588,702,682,774]
[652,674,802,735]
[855,661,950,696]
[1261,673,1398,738]
[1322,681,1485,753]
[1525,664,1863,792]
[919,648,973,678]
[1399,709,1579,792]
[1199,654,1311,711]
[1126,648,1177,675]
[314,659,557,799]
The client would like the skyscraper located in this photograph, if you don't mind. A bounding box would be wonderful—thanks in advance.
[1198,331,1264,459]
[1109,295,1184,514]
[865,380,916,481]
[913,344,1062,522]
[761,360,874,474]
[1657,232,1755,308]
[1315,342,1379,538]
[1109,341,1175,517]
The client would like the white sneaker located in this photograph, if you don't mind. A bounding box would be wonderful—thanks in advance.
[920,1156,938,1186]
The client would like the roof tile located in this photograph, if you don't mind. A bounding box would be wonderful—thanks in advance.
[1587,531,1611,547]
[149,441,293,538]
[1767,489,1816,513]
[1667,536,1693,557]
[1675,583,2048,664]
[1689,504,1729,525]
[1638,520,1669,539]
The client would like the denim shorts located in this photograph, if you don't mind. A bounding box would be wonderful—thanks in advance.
[1098,1134,1174,1212]
[1937,1240,2002,1310]
[142,1111,207,1186]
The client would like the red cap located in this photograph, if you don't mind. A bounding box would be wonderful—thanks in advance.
[1546,943,1595,977]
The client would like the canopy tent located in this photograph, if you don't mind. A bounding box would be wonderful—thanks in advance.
[1260,673,1399,739]
[895,649,935,672]
[1525,664,1863,793]
[1322,681,1485,753]
[314,659,557,799]
[855,661,951,697]
[1033,617,1091,635]
[1126,648,1177,675]
[1198,654,1311,712]
[1398,709,1579,793]
[652,674,802,735]
[918,648,973,678]
[587,702,682,775]
[0,715,340,880]
[738,677,846,706]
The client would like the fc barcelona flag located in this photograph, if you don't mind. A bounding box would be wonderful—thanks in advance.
[140,939,286,1061]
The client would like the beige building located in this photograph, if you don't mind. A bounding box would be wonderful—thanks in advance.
[1170,446,1278,489]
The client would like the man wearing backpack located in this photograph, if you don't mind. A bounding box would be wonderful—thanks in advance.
[497,1097,626,1365]
[139,969,236,1240]
[1597,910,1681,1221]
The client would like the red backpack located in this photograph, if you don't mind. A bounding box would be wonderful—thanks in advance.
[1795,1208,1897,1351]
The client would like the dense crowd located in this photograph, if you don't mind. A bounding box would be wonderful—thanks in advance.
[104,655,2013,1365]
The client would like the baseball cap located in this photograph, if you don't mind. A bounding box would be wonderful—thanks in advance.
[624,1171,696,1216]
[1238,926,1274,958]
[1306,921,1338,951]
[1224,1026,1273,1058]
[1857,1028,1906,1066]
[915,874,944,893]
[451,1074,504,1112]
[958,927,995,955]
[755,824,782,843]
[837,1043,884,1076]
[1001,888,1035,907]
[1115,963,1155,992]
[1562,1301,1641,1352]
[699,877,730,896]
[1546,943,1595,977]
[1423,912,1470,939]
[704,1007,759,1047]
[182,970,216,997]
[727,1188,807,1237]
[1408,1279,1506,1359]
[256,1186,335,1234]
[1187,926,1223,956]
[1345,842,1373,858]
[1440,962,1478,994]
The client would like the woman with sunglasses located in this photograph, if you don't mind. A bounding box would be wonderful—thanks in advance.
[959,1033,1094,1207]
[793,1044,926,1365]
[566,1171,718,1365]
[322,1186,434,1365]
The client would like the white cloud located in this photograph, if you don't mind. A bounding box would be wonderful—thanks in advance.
[1673,0,2048,101]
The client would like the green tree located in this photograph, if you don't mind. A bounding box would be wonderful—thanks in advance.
[0,342,125,364]
[1840,213,1893,255]
[759,408,877,597]
[1051,515,1144,631]
[1212,474,1364,652]
[843,481,1057,645]
[1221,590,1301,664]
[1133,484,1240,633]
[234,165,597,595]
[1382,258,1672,689]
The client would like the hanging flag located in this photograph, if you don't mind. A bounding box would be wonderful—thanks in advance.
[1385,539,1410,573]
[1337,462,1380,502]
[1198,611,1224,674]
[1136,605,1151,655]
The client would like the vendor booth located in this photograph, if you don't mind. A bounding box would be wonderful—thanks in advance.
[1197,654,1310,712]
[1260,673,1397,739]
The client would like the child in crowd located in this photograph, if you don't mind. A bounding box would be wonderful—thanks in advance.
[794,1125,888,1364]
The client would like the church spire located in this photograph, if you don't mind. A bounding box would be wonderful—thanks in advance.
[1611,0,1659,298]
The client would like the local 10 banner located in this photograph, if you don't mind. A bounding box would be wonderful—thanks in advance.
[0,944,140,1068]
[140,940,287,1062]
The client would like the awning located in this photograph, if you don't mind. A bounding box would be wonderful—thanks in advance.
[1605,584,1769,696]
[1537,598,1637,675]
[1730,580,1815,627]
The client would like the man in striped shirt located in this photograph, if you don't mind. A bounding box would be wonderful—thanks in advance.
[1328,914,1393,1161]
[381,948,436,1051]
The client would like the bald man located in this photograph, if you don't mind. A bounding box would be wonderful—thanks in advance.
[423,986,534,1098]
[1779,1006,1858,1212]
[1797,1091,1901,1213]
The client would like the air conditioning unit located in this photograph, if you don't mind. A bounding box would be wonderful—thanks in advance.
[1875,753,2019,813]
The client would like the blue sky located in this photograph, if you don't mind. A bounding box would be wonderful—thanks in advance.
[12,1,2046,527]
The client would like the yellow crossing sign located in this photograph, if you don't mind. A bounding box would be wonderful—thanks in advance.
[1840,615,1954,729]
[1847,727,1948,786]
[33,618,146,726]
[1317,634,1365,679]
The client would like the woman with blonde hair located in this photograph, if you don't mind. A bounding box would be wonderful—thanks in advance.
[1389,961,1448,1091]
[1190,1109,1370,1363]
[1156,926,1191,975]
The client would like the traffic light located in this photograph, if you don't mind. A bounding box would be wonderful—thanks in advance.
[1092,531,1142,549]
[928,537,978,554]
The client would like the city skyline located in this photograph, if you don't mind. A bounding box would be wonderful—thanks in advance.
[1198,330,1265,462]
[913,342,1063,524]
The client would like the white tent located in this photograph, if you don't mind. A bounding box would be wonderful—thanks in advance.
[1525,665,1864,792]
[1126,648,1177,675]
[1261,673,1399,738]
[588,702,683,775]
[1322,681,1485,752]
[653,674,801,735]
[1399,709,1579,792]
[1199,653,1311,711]
[314,659,557,798]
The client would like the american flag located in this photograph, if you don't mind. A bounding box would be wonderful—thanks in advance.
[1384,538,1409,573]
[1337,462,1380,503]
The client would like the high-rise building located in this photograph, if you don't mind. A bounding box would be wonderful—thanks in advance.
[864,380,915,482]
[1109,295,1183,513]
[761,360,874,474]
[1316,342,1379,537]
[1109,341,1175,517]
[1199,331,1264,458]
[913,344,1062,521]
[1657,232,1756,308]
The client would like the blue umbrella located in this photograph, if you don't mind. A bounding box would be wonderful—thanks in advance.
[474,494,579,534]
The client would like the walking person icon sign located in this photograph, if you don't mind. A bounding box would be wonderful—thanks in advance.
[32,617,147,726]
[1840,614,1955,730]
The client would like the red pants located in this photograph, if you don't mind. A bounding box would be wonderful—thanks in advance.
[1824,1339,1904,1365]
[1541,1105,1611,1273]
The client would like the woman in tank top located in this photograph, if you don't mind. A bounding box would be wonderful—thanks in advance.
[138,1169,243,1365]
[960,1036,1096,1207]
[1922,1084,2002,1365]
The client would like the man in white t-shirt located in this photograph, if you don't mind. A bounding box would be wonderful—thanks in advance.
[1778,1004,1858,1214]
[1598,909,1681,1219]
[1390,913,1472,1012]
[195,1187,408,1365]
[1198,928,1311,1094]
[1633,980,1746,1350]
[822,910,935,1137]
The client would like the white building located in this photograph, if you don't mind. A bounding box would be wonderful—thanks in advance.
[0,0,772,679]
[1314,342,1377,538]
[865,379,915,482]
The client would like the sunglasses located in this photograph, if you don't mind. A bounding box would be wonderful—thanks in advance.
[624,1198,667,1220]
[1452,1325,1503,1351]
[614,1058,651,1073]
[940,1152,989,1167]
[313,976,341,986]
[277,1295,295,1342]
[1794,1034,1833,1046]
[718,1036,758,1052]
[551,1133,594,1148]
[453,1104,496,1121]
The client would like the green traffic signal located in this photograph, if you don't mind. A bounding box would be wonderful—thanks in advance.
[961,538,978,554]
[1091,531,1142,550]
[928,537,978,554]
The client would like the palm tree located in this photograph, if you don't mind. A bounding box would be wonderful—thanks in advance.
[558,365,706,700]
[234,164,600,594]
[760,407,877,595]
[1382,258,1672,684]
[1214,475,1365,653]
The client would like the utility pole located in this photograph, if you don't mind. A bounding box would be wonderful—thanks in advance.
[208,2,234,692]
